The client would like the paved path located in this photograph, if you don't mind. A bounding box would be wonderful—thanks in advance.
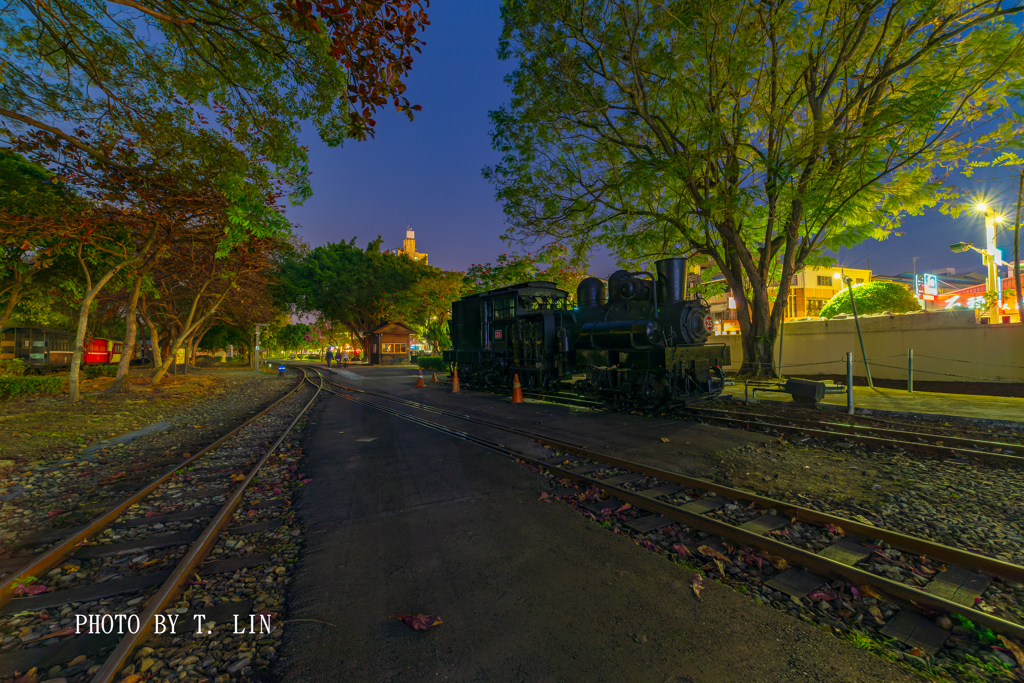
[276,377,921,682]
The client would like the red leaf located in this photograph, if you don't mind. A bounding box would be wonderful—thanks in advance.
[46,510,69,518]
[391,614,443,631]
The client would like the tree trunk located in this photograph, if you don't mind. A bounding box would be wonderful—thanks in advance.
[69,253,129,402]
[0,272,23,327]
[150,286,231,386]
[140,301,162,368]
[109,275,144,393]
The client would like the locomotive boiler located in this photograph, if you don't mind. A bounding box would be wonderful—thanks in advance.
[445,257,730,408]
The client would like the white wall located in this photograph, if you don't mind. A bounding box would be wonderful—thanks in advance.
[717,309,1024,382]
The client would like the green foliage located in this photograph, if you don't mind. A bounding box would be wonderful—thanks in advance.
[276,324,312,353]
[0,359,27,377]
[82,364,118,379]
[417,319,452,355]
[280,238,436,343]
[305,354,321,360]
[487,0,1024,376]
[465,244,587,298]
[416,356,448,372]
[819,281,922,319]
[951,614,1000,646]
[0,375,64,401]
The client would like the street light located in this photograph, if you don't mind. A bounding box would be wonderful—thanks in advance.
[959,203,1006,323]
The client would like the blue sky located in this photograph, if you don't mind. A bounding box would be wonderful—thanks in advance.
[286,1,1022,281]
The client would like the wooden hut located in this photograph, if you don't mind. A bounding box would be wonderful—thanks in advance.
[368,322,416,365]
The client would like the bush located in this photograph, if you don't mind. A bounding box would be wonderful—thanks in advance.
[0,375,65,401]
[305,354,320,360]
[416,356,448,372]
[0,359,27,377]
[82,364,118,379]
[819,281,921,319]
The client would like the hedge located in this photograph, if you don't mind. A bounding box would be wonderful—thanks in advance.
[819,281,921,319]
[0,375,65,401]
[0,359,27,377]
[83,364,118,379]
[416,356,448,372]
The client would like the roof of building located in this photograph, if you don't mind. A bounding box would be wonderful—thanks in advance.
[371,321,417,335]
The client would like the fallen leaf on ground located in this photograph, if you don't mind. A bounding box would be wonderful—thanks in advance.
[691,576,704,601]
[12,667,37,683]
[999,636,1024,665]
[45,510,68,518]
[14,584,47,596]
[761,553,789,571]
[23,627,76,643]
[230,474,245,481]
[825,524,845,535]
[391,614,443,631]
[698,546,734,565]
[859,584,883,599]
[121,675,144,683]
[672,543,689,558]
[538,492,554,503]
[660,437,670,443]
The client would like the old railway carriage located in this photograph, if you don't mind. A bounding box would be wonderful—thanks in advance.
[0,327,75,370]
[445,257,731,407]
[1,327,124,371]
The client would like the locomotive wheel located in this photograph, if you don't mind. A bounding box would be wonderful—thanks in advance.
[634,375,670,412]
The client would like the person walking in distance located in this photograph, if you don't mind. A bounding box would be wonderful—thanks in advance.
[325,348,334,368]
[342,348,350,369]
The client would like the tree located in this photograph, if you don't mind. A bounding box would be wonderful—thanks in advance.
[280,238,434,355]
[487,0,1024,377]
[464,244,587,297]
[276,323,313,354]
[0,150,75,326]
[1,0,430,193]
[819,281,921,319]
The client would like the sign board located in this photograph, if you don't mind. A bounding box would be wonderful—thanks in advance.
[923,273,938,296]
[704,315,715,333]
[728,297,736,310]
[494,330,502,340]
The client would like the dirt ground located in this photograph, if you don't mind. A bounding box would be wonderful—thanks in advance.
[0,366,274,466]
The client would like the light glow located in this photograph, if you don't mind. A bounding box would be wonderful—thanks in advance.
[833,272,841,278]
[976,203,988,212]
[994,215,1004,223]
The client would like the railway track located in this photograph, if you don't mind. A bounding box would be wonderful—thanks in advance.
[0,370,321,683]
[309,368,1024,656]
[680,405,1024,467]
[470,380,1024,467]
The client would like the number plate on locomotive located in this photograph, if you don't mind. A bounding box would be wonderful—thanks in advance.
[494,330,502,340]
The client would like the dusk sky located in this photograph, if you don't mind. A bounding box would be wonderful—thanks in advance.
[286,0,1023,282]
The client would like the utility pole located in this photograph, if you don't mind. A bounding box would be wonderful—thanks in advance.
[1015,170,1024,323]
[254,323,269,371]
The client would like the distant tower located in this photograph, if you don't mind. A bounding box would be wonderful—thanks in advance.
[393,225,428,265]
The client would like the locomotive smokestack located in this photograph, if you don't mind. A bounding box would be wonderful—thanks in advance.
[576,277,607,308]
[655,258,687,304]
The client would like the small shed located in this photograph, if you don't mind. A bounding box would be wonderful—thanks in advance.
[369,322,416,365]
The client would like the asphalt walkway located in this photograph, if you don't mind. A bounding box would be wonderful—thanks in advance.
[276,375,921,682]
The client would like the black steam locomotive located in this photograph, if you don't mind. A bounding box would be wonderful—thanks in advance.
[444,257,730,408]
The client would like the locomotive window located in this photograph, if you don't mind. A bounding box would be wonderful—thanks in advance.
[493,297,516,320]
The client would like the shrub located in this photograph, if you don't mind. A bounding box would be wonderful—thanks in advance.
[0,375,65,401]
[416,356,448,372]
[305,354,320,360]
[0,359,27,377]
[83,364,118,379]
[819,281,921,319]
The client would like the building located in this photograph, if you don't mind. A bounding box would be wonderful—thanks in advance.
[368,322,416,365]
[385,227,429,265]
[707,264,872,331]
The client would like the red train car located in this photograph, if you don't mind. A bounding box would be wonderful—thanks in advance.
[84,338,123,364]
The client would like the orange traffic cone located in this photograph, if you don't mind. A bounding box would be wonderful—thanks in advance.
[414,368,426,388]
[451,368,460,393]
[431,372,438,384]
[511,374,524,403]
